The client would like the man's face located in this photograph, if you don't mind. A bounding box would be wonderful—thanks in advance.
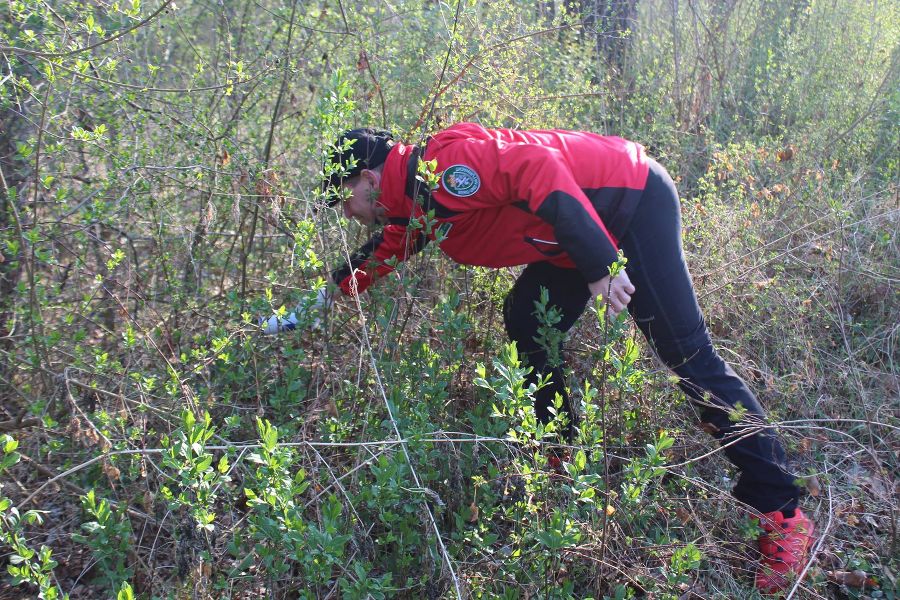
[341,169,385,226]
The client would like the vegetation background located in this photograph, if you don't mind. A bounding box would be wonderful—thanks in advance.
[0,0,897,598]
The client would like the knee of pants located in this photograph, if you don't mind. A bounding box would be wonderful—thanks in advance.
[503,323,545,361]
[651,330,716,374]
[659,339,768,420]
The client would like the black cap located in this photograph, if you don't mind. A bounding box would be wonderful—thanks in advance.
[323,128,394,190]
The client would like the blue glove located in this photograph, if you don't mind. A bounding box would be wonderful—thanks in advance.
[260,287,333,335]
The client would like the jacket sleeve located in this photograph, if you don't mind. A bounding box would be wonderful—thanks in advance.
[331,223,429,296]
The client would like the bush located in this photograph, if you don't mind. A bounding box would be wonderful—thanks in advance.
[0,0,896,598]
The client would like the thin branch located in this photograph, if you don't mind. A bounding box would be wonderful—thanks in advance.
[0,0,176,58]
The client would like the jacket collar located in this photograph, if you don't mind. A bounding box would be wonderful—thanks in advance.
[379,142,418,219]
[380,140,458,222]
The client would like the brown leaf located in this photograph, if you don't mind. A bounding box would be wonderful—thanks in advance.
[805,475,821,497]
[102,459,121,482]
[256,169,280,200]
[777,146,795,162]
[192,561,212,580]
[827,569,869,588]
[699,422,720,435]
[356,50,369,72]
[324,399,338,419]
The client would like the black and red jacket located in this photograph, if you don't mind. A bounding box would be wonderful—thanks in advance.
[332,122,650,296]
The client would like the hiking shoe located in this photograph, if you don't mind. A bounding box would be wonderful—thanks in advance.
[755,509,815,594]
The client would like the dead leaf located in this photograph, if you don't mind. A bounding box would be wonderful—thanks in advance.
[699,422,719,435]
[256,169,278,198]
[805,476,821,497]
[827,569,871,588]
[232,181,241,224]
[356,50,369,72]
[324,399,338,419]
[192,561,212,580]
[777,146,795,162]
[102,459,121,482]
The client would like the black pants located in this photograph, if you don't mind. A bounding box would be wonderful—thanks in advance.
[503,160,801,513]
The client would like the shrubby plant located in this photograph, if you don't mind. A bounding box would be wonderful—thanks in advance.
[0,0,895,598]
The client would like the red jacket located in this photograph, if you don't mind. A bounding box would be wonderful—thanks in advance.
[332,122,650,295]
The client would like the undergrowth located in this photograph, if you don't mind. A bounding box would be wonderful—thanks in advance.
[0,0,897,598]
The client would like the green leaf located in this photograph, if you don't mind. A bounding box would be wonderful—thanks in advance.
[117,581,135,600]
[2,435,18,454]
[196,455,213,472]
[574,449,587,472]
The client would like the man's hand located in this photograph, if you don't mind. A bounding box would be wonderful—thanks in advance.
[588,268,635,319]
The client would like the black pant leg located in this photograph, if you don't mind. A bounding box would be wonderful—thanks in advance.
[503,262,591,440]
[619,159,801,513]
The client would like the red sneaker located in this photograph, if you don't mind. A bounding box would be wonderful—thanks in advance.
[755,509,815,594]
